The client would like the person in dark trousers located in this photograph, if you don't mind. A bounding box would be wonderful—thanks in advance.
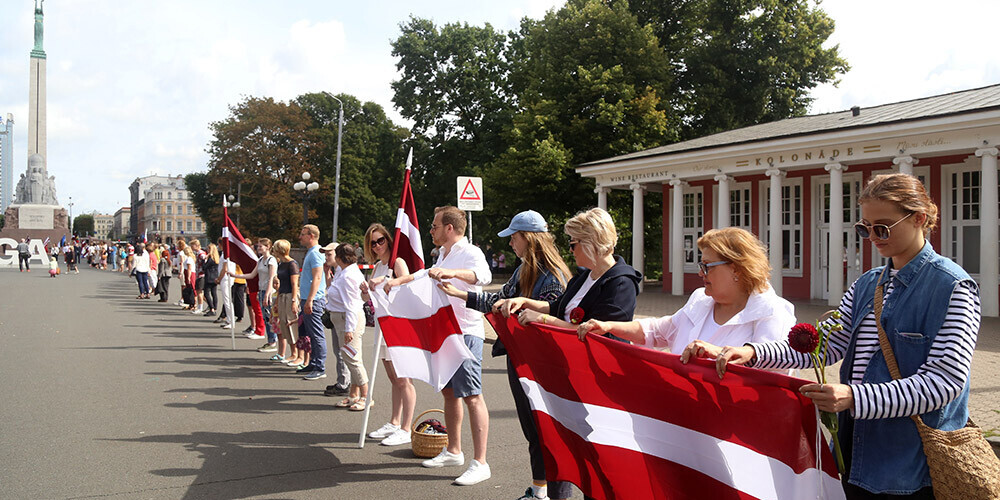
[17,238,31,272]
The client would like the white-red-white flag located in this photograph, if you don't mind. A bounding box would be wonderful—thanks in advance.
[389,148,424,274]
[489,313,845,500]
[221,200,260,294]
[371,273,473,391]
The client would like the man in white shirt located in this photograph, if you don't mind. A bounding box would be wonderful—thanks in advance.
[385,205,493,486]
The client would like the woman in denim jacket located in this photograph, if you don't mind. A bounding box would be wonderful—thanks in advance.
[440,210,572,500]
[709,173,981,499]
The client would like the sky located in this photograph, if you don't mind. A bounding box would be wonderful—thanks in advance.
[1,0,998,216]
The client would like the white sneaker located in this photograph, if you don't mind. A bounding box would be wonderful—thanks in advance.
[380,428,411,446]
[246,333,266,340]
[220,323,233,329]
[453,459,491,486]
[421,449,464,468]
[369,422,400,439]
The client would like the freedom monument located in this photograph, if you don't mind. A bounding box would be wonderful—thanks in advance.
[1,0,68,268]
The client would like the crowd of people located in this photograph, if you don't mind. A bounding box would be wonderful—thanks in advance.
[32,172,982,500]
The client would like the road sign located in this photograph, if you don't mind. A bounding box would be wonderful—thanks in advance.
[457,176,483,211]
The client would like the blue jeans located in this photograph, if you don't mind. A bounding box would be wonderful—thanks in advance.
[260,291,276,343]
[136,271,149,295]
[300,296,327,371]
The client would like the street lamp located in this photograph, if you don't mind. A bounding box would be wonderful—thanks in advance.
[293,171,319,225]
[68,196,74,236]
[322,92,344,241]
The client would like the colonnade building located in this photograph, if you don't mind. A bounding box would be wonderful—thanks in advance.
[578,84,1000,317]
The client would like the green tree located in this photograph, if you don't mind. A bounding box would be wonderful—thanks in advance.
[73,214,95,236]
[625,0,848,138]
[189,96,324,243]
[0,214,4,230]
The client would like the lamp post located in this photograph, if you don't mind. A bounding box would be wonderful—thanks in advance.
[68,196,74,236]
[322,92,344,241]
[293,172,320,226]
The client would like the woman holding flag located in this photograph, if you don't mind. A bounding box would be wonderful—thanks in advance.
[440,210,572,500]
[361,223,415,447]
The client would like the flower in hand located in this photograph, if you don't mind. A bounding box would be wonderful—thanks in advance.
[788,323,819,354]
[569,307,585,324]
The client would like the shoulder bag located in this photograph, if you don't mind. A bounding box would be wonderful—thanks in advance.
[874,268,1000,499]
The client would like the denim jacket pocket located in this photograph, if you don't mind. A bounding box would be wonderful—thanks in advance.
[895,331,929,343]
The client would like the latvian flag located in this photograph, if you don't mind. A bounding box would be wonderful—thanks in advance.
[221,197,260,295]
[389,148,424,274]
[370,273,474,391]
[488,313,845,500]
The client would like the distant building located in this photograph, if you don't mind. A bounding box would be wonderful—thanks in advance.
[93,212,113,239]
[129,174,205,244]
[0,113,13,212]
[112,206,130,239]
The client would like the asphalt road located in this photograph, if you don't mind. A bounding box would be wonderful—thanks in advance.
[0,267,580,499]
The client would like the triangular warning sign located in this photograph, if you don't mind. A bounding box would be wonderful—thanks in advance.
[460,179,481,201]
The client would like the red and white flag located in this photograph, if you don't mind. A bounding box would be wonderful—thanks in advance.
[371,273,473,390]
[488,313,845,500]
[389,148,424,274]
[221,197,260,294]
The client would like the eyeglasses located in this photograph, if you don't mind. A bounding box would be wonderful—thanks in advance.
[370,236,387,248]
[698,260,730,275]
[568,240,579,251]
[854,212,913,240]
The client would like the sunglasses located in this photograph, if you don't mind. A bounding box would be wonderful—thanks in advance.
[698,260,730,275]
[568,240,579,251]
[854,212,913,240]
[370,236,387,248]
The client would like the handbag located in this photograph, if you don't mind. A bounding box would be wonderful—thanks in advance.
[363,300,375,327]
[873,268,1000,499]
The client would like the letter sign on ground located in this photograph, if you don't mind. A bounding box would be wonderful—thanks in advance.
[457,176,483,211]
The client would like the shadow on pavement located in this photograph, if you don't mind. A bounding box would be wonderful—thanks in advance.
[102,430,447,499]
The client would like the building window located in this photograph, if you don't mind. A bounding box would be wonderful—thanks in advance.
[761,178,803,274]
[682,188,704,270]
[187,221,193,232]
[166,205,172,215]
[187,204,192,215]
[196,221,202,231]
[168,192,172,199]
[946,165,982,274]
[155,204,161,215]
[166,220,172,232]
[729,185,752,229]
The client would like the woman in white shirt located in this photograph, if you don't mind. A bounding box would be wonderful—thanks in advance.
[576,227,795,362]
[324,243,369,411]
[133,244,152,299]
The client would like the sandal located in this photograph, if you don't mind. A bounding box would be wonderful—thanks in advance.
[348,397,368,411]
[336,397,357,408]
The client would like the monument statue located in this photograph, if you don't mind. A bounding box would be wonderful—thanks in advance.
[13,154,58,205]
[33,0,44,53]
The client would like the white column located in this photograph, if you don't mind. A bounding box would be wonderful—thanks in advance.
[825,163,847,306]
[670,179,686,295]
[976,147,999,317]
[893,155,917,176]
[630,183,645,292]
[766,167,785,295]
[595,186,609,210]
[715,173,731,229]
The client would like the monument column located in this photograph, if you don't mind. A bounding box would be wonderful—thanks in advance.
[670,178,686,295]
[595,186,609,210]
[630,183,645,292]
[28,0,47,162]
[715,173,731,229]
[826,162,847,306]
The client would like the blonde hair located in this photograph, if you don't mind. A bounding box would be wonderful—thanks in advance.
[517,231,571,297]
[364,223,393,264]
[207,244,219,264]
[698,228,771,294]
[189,239,201,250]
[183,247,194,258]
[272,239,291,261]
[563,207,617,262]
[302,224,320,238]
[859,173,939,236]
[434,206,466,236]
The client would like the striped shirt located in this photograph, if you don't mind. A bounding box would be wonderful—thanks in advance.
[751,269,981,420]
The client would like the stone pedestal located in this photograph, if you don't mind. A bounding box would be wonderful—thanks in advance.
[0,204,69,268]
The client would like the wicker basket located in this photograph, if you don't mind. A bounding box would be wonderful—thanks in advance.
[411,409,448,458]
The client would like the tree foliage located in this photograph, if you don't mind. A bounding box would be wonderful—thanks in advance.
[73,214,95,236]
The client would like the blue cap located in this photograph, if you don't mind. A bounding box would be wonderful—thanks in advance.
[498,210,548,237]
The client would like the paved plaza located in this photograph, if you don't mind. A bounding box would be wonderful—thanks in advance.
[1,267,998,499]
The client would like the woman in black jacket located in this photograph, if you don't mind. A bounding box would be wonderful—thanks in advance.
[500,207,641,336]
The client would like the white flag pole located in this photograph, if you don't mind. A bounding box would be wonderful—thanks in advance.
[229,287,236,350]
[359,324,384,448]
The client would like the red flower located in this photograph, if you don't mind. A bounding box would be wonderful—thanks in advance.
[787,323,819,354]
[569,307,585,324]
